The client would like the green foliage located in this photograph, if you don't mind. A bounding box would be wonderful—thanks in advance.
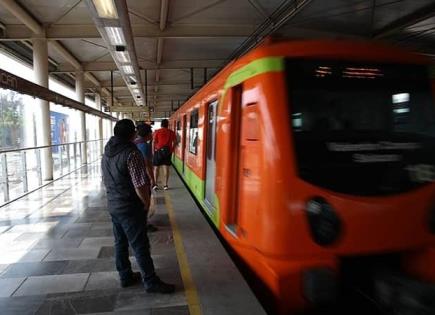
[0,90,24,148]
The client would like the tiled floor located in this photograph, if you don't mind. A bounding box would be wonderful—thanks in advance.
[0,163,187,315]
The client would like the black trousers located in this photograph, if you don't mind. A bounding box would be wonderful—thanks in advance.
[110,211,157,287]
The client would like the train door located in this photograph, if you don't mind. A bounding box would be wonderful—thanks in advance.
[225,85,243,235]
[182,115,187,173]
[205,100,218,208]
[175,119,181,171]
[236,102,261,240]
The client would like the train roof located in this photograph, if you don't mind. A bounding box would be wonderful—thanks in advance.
[171,39,431,117]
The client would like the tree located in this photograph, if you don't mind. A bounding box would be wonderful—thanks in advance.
[0,89,24,149]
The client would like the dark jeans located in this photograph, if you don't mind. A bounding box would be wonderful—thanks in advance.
[110,211,158,288]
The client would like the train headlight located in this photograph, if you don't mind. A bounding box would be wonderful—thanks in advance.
[306,197,342,246]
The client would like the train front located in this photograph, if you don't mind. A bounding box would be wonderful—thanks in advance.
[263,45,435,314]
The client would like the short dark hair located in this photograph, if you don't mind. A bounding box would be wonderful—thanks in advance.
[114,119,136,139]
[161,119,169,128]
[137,123,152,137]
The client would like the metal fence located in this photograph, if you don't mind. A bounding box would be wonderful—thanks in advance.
[0,139,106,206]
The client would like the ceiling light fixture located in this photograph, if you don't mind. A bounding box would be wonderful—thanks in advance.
[115,51,130,63]
[105,27,126,46]
[121,65,134,74]
[86,0,146,108]
[92,0,118,19]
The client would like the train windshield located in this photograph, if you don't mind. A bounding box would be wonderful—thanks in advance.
[286,59,435,196]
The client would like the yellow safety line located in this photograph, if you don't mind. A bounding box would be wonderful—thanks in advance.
[164,191,202,315]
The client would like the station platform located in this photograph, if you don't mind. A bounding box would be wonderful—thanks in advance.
[0,162,266,315]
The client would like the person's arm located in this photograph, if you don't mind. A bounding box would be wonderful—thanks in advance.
[127,150,150,212]
[135,185,150,210]
[144,158,155,187]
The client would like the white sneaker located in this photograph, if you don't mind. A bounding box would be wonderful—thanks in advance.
[163,185,168,190]
[152,185,158,191]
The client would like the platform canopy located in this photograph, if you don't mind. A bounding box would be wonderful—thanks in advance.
[0,0,434,119]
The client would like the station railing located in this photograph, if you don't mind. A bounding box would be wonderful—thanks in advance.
[0,139,107,207]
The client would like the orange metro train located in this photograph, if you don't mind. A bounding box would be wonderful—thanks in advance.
[169,40,435,314]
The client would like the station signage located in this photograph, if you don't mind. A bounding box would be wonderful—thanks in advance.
[110,106,148,112]
[0,68,116,121]
[0,71,18,90]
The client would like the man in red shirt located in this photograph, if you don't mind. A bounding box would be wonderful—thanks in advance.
[152,119,176,190]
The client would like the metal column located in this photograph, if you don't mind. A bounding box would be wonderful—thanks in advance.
[1,154,9,202]
[33,36,53,180]
[96,92,104,155]
[76,71,87,165]
[21,151,28,192]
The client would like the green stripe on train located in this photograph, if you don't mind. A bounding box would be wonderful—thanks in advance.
[218,56,284,114]
[172,155,220,227]
[224,56,284,89]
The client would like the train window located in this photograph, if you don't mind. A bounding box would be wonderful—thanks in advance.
[205,100,218,207]
[206,102,216,161]
[176,120,181,145]
[286,59,435,196]
[286,59,435,136]
[189,109,199,155]
[243,103,259,141]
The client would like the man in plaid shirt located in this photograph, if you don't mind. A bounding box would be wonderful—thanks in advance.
[102,119,174,293]
[127,149,149,188]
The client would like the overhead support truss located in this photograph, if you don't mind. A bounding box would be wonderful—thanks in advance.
[0,0,111,97]
[0,24,255,41]
[373,2,435,39]
[227,0,313,60]
[51,60,225,72]
[85,80,194,89]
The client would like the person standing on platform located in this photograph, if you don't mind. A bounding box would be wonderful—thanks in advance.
[135,123,156,190]
[102,119,174,293]
[134,123,158,232]
[152,119,176,190]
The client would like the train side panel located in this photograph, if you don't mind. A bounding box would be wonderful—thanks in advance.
[171,82,225,226]
[170,41,435,314]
